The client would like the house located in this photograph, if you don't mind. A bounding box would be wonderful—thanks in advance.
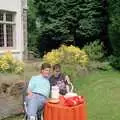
[0,0,27,60]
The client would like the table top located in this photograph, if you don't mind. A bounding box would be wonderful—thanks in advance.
[47,97,85,109]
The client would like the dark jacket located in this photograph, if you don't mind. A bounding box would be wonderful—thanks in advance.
[49,73,68,95]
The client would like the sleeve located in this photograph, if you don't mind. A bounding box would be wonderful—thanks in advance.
[27,76,35,92]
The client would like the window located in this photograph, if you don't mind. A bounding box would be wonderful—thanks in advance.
[0,11,15,48]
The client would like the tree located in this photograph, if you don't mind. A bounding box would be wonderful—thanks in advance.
[34,0,103,55]
[108,0,120,55]
[27,0,38,54]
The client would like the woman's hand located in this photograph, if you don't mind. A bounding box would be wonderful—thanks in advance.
[27,90,32,97]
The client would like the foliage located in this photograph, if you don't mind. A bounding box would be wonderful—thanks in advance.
[87,61,112,71]
[27,0,120,60]
[27,0,38,54]
[32,0,103,55]
[43,45,88,66]
[43,49,63,65]
[108,0,120,55]
[83,40,104,61]
[0,52,24,74]
[108,55,120,70]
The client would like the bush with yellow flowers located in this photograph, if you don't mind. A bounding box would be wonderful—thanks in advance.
[43,45,88,66]
[0,51,24,74]
[43,49,63,65]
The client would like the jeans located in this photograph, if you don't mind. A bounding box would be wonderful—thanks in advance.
[25,93,47,119]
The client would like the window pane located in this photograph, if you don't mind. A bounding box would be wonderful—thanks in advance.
[0,24,4,47]
[0,11,3,21]
[6,24,13,47]
[6,12,13,21]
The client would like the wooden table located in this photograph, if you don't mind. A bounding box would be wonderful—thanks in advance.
[44,97,87,120]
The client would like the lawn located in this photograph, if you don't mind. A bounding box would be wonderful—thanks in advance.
[73,70,120,120]
[2,67,120,120]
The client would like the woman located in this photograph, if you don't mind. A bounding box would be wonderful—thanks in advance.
[26,63,51,120]
[49,64,70,95]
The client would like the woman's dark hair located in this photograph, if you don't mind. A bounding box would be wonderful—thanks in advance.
[41,63,51,70]
[53,64,61,70]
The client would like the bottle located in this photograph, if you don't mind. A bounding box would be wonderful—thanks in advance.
[51,86,59,99]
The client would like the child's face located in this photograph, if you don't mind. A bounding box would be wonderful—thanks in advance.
[41,68,51,78]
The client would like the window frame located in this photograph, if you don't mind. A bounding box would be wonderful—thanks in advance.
[0,10,16,49]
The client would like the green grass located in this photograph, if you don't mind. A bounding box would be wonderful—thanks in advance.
[73,70,120,120]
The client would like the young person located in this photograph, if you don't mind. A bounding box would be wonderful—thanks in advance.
[26,63,51,120]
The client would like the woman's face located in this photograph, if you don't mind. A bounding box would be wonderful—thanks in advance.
[54,68,61,77]
[41,68,51,78]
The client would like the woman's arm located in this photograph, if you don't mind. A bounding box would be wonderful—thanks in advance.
[65,75,74,92]
[27,76,35,96]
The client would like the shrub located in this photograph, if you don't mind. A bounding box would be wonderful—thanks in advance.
[43,45,88,66]
[83,40,104,61]
[87,61,112,71]
[0,51,24,74]
[43,49,63,65]
[108,55,120,70]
